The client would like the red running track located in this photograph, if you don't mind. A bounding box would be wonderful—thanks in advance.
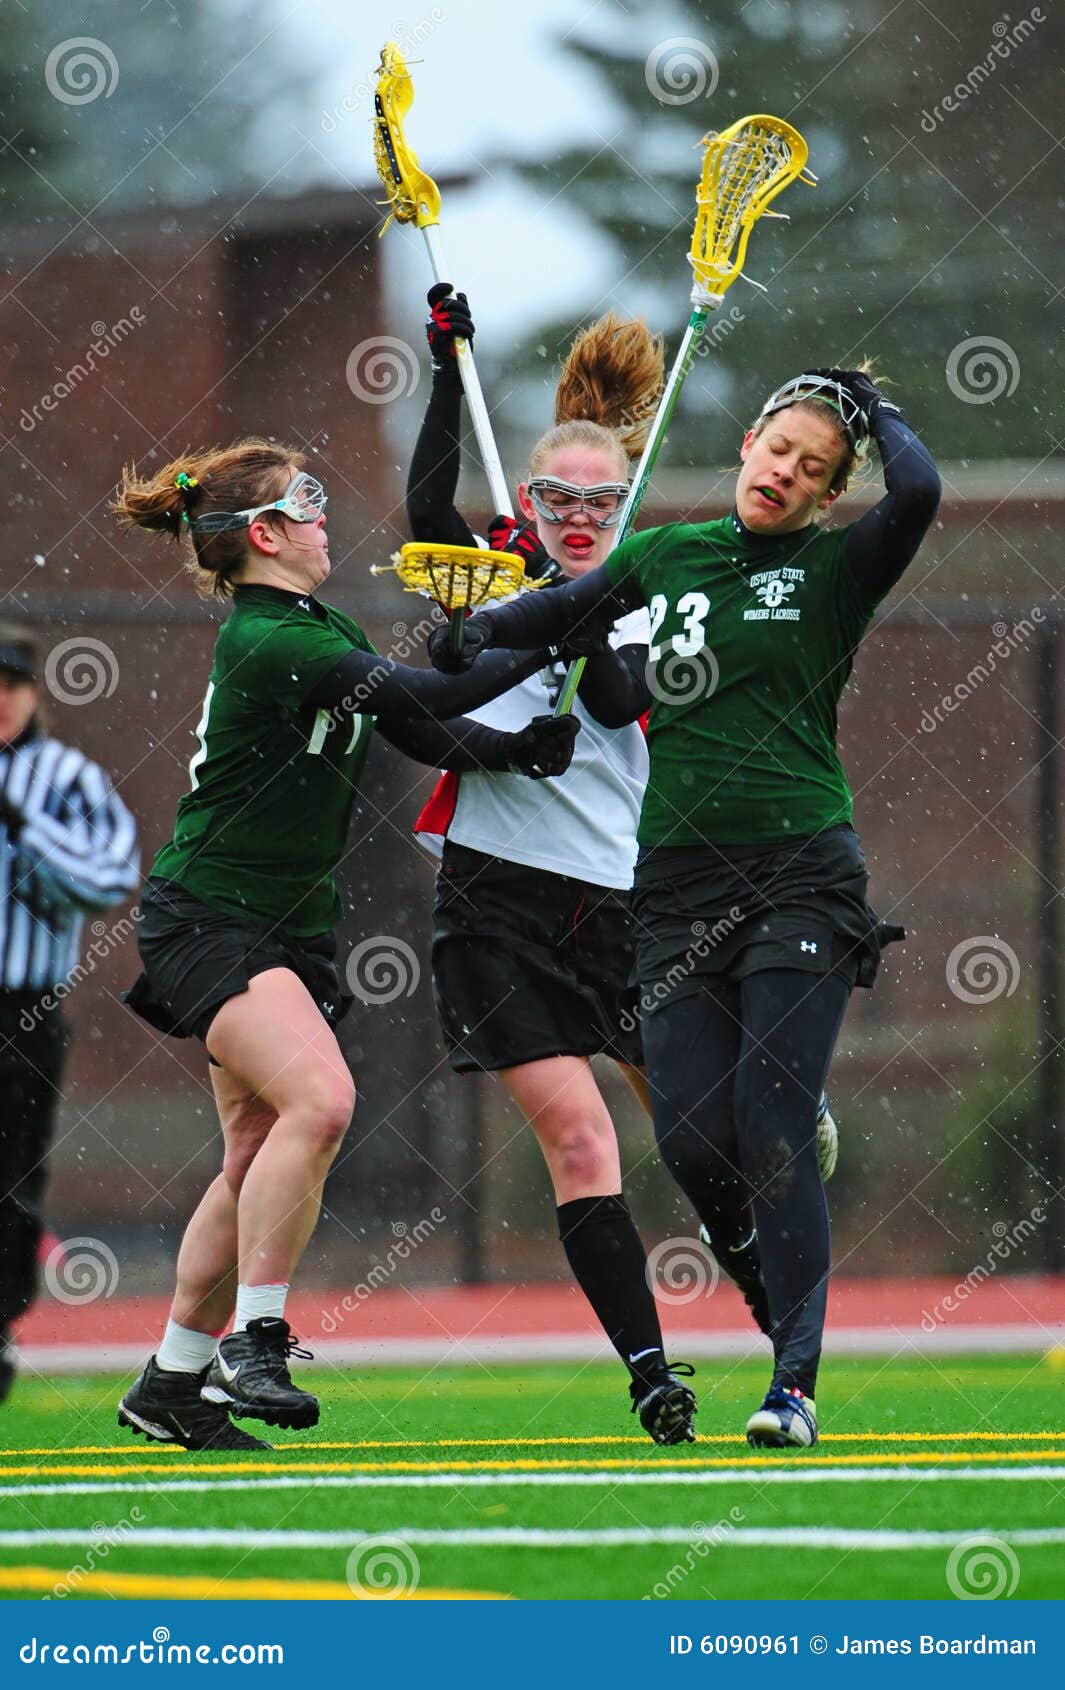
[12,1276,1065,1373]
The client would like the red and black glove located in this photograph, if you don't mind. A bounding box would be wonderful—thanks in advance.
[486,514,562,584]
[426,282,475,372]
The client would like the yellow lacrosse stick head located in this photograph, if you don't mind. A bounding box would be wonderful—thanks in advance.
[373,41,441,234]
[689,115,814,306]
[371,542,537,610]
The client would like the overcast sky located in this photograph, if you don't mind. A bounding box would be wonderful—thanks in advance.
[300,0,654,337]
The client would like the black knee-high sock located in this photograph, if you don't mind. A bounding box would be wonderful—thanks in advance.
[557,1194,665,1381]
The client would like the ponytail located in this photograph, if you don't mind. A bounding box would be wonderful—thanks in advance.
[112,439,304,598]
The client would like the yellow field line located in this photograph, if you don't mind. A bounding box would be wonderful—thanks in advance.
[2,1449,1064,1480]
[0,1565,508,1600]
[3,1430,1063,1459]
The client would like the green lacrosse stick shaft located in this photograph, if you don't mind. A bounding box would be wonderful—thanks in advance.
[448,606,467,658]
[552,306,711,717]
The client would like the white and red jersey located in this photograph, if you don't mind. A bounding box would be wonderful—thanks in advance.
[415,607,650,890]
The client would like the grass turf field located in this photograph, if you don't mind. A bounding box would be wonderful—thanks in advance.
[0,1354,1062,1601]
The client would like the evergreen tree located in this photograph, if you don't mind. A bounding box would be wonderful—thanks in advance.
[494,0,1063,464]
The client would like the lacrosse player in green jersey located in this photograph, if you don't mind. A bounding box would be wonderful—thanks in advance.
[428,367,941,1449]
[110,438,578,1449]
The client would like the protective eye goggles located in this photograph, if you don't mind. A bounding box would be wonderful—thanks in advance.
[189,471,328,536]
[527,476,630,529]
[757,375,869,453]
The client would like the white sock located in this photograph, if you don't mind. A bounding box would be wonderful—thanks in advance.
[155,1319,220,1374]
[233,1282,289,1332]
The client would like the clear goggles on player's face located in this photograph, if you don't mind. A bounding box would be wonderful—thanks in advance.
[190,471,328,535]
[757,375,869,453]
[527,476,630,529]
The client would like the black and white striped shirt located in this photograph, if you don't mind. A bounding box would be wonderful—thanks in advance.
[0,727,139,992]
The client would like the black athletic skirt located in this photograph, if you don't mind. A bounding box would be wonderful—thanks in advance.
[431,842,644,1073]
[631,823,903,1013]
[124,878,352,1047]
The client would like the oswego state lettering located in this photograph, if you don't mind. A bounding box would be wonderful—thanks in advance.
[744,565,805,621]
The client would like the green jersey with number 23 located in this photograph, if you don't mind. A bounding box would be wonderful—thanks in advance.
[604,516,884,849]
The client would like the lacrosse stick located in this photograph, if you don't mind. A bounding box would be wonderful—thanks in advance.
[373,41,513,519]
[553,114,815,715]
[372,541,536,659]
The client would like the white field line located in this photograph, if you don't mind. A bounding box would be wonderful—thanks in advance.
[16,1324,1065,1374]
[1,1527,1064,1552]
[2,1465,1065,1502]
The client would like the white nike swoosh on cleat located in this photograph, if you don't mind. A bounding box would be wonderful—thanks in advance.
[215,1353,242,1384]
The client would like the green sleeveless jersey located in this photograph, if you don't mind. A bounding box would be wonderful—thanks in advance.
[604,516,882,848]
[151,584,376,934]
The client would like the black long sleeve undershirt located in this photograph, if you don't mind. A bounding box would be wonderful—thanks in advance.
[374,709,519,772]
[302,643,547,721]
[844,410,941,596]
[406,368,475,547]
[574,643,652,729]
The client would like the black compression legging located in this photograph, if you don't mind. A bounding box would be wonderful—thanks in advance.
[642,968,851,1398]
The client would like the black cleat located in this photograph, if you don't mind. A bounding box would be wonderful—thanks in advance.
[118,1356,271,1450]
[0,1324,15,1406]
[630,1360,698,1446]
[200,1317,319,1430]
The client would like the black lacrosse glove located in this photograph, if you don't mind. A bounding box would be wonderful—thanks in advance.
[549,601,618,663]
[486,514,562,584]
[426,282,475,372]
[428,615,493,673]
[504,713,581,779]
[555,623,613,662]
[806,367,902,430]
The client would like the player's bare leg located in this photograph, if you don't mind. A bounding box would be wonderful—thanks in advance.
[501,1054,696,1445]
[191,968,354,1429]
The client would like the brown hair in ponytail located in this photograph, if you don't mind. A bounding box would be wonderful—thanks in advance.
[112,438,306,599]
[528,312,665,478]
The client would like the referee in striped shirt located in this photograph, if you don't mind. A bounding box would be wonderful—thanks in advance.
[0,622,139,1401]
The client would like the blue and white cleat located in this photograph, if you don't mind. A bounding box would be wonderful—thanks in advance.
[746,1385,818,1449]
[816,1093,838,1182]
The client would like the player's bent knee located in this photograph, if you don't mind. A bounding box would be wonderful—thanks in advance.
[543,1120,615,1189]
[298,1080,356,1156]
